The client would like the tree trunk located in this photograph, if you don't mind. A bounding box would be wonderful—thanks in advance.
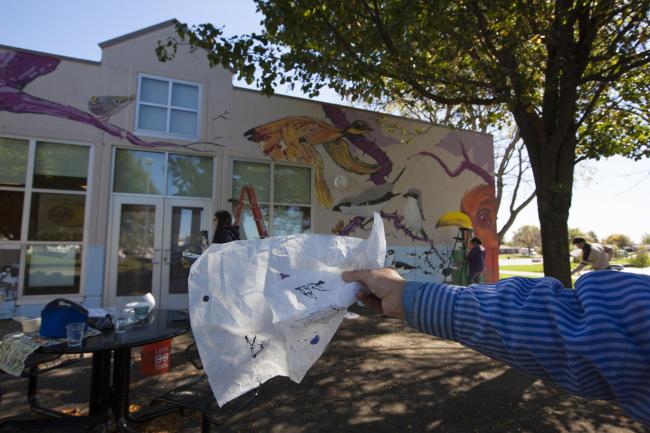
[516,115,576,287]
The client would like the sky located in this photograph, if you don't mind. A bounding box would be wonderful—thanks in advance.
[2,0,649,243]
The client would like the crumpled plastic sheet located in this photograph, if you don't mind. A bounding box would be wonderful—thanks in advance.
[189,213,386,405]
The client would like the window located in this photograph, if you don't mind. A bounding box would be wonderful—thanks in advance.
[0,137,90,298]
[231,160,311,239]
[113,149,212,198]
[136,75,201,138]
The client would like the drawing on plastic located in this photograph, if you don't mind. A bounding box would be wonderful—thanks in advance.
[293,280,328,299]
[244,335,268,359]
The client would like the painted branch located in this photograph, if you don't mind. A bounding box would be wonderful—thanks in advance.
[337,216,366,236]
[0,50,188,149]
[322,104,393,185]
[408,150,493,186]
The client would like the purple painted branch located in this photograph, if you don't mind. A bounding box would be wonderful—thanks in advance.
[408,151,493,185]
[380,211,446,263]
[337,216,366,236]
[322,104,392,185]
[0,50,185,149]
[408,136,494,187]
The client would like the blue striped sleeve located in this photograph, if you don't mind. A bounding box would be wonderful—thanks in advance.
[402,271,650,425]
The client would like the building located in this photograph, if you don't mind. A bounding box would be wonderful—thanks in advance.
[0,20,496,318]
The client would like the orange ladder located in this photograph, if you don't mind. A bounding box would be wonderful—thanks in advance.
[232,185,268,239]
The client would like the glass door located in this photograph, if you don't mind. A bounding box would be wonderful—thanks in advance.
[160,198,211,309]
[107,196,163,306]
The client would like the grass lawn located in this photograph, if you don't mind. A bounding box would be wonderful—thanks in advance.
[499,263,544,273]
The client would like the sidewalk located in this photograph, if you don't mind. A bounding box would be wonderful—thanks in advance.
[0,310,645,432]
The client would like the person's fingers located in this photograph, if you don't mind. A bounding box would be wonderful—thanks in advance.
[342,269,369,284]
[356,291,382,313]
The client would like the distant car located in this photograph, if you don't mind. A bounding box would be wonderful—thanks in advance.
[531,258,542,263]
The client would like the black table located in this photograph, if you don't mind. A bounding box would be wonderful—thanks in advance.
[38,309,191,432]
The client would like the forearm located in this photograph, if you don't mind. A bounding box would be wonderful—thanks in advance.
[402,273,650,425]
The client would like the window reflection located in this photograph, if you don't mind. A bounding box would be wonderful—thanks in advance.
[0,138,28,187]
[167,154,212,197]
[169,206,203,294]
[0,191,23,241]
[113,149,165,195]
[274,165,311,204]
[116,204,155,297]
[232,161,270,202]
[273,206,311,236]
[29,193,85,241]
[236,205,270,240]
[0,249,20,301]
[33,142,89,191]
[24,245,81,295]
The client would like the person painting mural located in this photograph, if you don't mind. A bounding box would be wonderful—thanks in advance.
[343,268,650,426]
[571,237,613,275]
[465,237,486,284]
[212,210,240,244]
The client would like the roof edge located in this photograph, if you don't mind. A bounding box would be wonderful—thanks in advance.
[99,19,179,49]
[0,44,100,65]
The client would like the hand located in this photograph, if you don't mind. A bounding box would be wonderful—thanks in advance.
[342,268,407,320]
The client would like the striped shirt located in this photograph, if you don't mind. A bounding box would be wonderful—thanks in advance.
[402,271,650,425]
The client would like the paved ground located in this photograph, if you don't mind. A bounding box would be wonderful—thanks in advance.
[1,309,647,433]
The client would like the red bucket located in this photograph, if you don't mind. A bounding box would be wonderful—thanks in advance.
[140,339,172,376]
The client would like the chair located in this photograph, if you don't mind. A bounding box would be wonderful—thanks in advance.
[152,379,259,433]
[149,341,259,433]
[22,352,85,418]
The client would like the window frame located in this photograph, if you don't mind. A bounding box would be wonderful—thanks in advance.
[134,73,202,140]
[0,135,93,303]
[110,147,215,199]
[229,157,313,238]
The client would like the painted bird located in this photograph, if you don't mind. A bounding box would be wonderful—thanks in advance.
[402,188,428,238]
[436,184,498,282]
[88,95,135,120]
[333,166,406,216]
[244,117,381,208]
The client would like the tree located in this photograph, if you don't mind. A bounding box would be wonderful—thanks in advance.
[511,225,542,254]
[642,233,650,245]
[158,1,650,285]
[604,233,632,249]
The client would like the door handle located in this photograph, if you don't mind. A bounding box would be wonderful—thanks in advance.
[152,248,161,265]
[163,249,171,264]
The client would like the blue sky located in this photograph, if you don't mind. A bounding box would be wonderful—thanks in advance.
[2,0,649,243]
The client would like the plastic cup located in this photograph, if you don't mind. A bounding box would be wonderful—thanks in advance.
[66,322,86,348]
[114,307,134,333]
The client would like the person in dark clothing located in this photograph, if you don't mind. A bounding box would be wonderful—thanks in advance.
[466,237,486,284]
[212,210,240,244]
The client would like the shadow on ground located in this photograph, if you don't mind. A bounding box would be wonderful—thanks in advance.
[0,310,646,433]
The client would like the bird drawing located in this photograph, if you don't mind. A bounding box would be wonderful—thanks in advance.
[244,117,382,207]
[88,95,135,120]
[402,188,428,238]
[333,166,406,216]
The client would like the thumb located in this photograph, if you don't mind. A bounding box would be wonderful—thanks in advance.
[342,270,369,285]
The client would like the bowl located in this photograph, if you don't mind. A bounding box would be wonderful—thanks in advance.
[13,316,42,334]
[126,301,150,319]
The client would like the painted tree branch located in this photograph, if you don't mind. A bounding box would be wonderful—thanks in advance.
[408,136,494,186]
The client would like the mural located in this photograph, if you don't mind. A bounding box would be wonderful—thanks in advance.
[0,50,214,151]
[244,117,384,207]
[245,104,498,284]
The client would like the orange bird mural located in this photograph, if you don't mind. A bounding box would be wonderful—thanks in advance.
[460,185,499,282]
[244,117,381,208]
